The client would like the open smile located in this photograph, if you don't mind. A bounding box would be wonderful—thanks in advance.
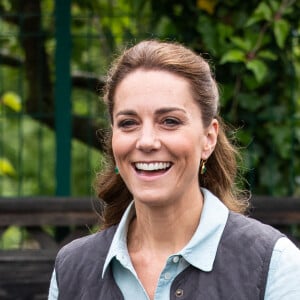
[133,162,172,173]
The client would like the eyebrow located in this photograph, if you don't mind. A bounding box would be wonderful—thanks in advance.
[115,107,187,117]
[155,107,187,115]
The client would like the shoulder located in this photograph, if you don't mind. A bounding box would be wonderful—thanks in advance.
[227,211,283,240]
[54,225,122,297]
[213,212,285,297]
[220,212,284,262]
[56,225,118,266]
[266,237,300,299]
[271,236,300,270]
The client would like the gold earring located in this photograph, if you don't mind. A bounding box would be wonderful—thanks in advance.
[200,160,207,175]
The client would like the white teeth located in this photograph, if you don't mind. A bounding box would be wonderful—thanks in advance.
[135,162,171,171]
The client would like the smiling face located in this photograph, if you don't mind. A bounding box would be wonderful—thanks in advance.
[112,69,218,207]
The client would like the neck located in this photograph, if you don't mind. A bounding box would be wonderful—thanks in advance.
[128,193,203,256]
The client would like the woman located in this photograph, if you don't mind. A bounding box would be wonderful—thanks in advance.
[49,40,300,300]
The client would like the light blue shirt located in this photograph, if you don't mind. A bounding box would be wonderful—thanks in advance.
[48,189,300,299]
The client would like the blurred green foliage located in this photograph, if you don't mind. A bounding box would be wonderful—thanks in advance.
[0,0,299,249]
[0,0,299,198]
[149,0,300,195]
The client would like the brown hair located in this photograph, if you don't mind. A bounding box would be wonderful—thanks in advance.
[95,40,248,228]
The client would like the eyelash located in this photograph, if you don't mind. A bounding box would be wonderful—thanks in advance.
[116,117,183,130]
[117,119,138,129]
[162,117,182,127]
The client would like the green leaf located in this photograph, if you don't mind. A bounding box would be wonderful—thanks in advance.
[220,49,245,64]
[217,23,233,41]
[230,37,252,52]
[246,2,272,26]
[1,226,22,249]
[273,19,290,49]
[246,16,261,27]
[0,158,16,177]
[219,83,234,106]
[1,92,21,112]
[238,92,264,112]
[242,74,261,90]
[196,15,218,54]
[267,125,291,159]
[235,130,254,149]
[246,59,268,82]
[268,0,280,12]
[257,50,277,60]
[256,2,273,21]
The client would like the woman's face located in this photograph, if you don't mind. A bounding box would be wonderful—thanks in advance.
[112,69,218,207]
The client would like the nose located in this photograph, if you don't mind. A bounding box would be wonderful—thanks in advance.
[136,124,161,152]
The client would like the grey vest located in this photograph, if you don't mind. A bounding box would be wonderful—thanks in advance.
[55,212,283,299]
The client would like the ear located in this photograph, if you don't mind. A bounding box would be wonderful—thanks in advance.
[201,118,219,160]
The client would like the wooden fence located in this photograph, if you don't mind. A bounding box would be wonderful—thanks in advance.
[0,196,299,299]
[0,197,98,300]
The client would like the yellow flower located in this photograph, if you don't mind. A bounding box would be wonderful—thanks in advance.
[1,91,21,112]
[197,0,217,15]
[0,158,16,177]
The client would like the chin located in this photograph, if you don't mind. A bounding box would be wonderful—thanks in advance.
[133,192,173,207]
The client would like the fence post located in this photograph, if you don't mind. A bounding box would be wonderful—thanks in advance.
[54,0,71,196]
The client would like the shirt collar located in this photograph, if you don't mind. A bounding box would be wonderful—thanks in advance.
[102,201,135,278]
[178,188,229,271]
[102,188,229,277]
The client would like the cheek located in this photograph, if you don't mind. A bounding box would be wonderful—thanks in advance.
[167,137,202,167]
[176,134,203,154]
[111,132,121,161]
[111,132,131,161]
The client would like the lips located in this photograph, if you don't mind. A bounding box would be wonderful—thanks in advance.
[134,162,172,172]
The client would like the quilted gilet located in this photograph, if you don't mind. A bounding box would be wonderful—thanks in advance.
[55,212,283,300]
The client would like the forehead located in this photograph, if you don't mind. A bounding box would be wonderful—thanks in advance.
[113,69,196,111]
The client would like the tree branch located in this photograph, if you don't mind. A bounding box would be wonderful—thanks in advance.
[1,0,106,151]
[0,51,23,67]
[72,71,105,91]
[0,52,105,92]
